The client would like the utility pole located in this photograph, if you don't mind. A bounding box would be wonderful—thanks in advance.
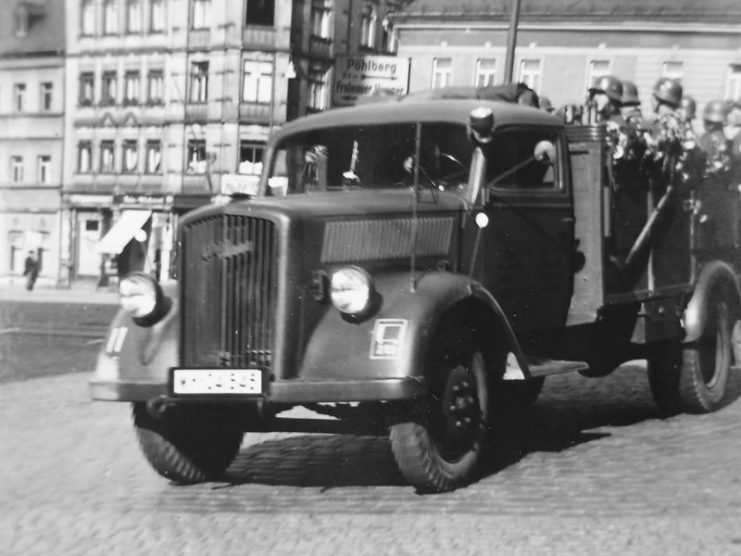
[503,0,522,84]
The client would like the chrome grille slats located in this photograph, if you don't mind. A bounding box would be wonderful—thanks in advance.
[182,213,276,369]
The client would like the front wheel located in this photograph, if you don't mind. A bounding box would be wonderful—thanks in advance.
[133,403,244,484]
[389,326,492,493]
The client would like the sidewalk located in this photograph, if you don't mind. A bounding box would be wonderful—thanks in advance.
[0,281,119,305]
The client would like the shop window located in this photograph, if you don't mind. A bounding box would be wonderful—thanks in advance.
[238,142,264,175]
[246,0,273,26]
[242,60,273,104]
[100,140,115,173]
[187,139,207,173]
[190,61,208,102]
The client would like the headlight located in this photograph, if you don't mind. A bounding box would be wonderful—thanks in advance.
[330,266,374,316]
[119,272,163,323]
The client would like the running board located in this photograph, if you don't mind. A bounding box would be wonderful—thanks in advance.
[527,357,589,378]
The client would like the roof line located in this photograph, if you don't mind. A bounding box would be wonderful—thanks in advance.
[393,22,741,35]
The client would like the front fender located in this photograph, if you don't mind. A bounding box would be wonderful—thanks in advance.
[683,261,741,343]
[298,271,527,386]
[89,282,180,401]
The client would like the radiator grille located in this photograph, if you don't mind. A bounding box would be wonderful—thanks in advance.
[181,214,277,368]
[321,217,454,263]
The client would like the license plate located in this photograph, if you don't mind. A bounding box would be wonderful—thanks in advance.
[172,369,262,395]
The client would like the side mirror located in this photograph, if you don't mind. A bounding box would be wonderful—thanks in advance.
[534,140,556,164]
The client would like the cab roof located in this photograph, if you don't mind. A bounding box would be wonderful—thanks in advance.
[270,96,563,143]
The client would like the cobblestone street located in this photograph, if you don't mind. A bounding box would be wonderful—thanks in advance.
[2,363,741,555]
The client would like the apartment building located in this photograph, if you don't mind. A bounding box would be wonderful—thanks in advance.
[0,0,66,286]
[390,0,741,123]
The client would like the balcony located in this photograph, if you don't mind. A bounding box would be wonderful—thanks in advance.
[309,35,332,60]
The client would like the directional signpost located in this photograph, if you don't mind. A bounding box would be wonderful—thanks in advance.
[333,55,411,107]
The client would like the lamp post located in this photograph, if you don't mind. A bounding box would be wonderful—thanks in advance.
[503,0,522,84]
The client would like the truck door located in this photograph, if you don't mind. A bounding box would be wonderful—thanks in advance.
[473,126,574,332]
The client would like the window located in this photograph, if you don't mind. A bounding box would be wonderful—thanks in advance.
[124,71,140,105]
[147,70,164,104]
[381,14,395,53]
[38,156,51,184]
[187,139,207,173]
[662,61,684,80]
[150,0,164,32]
[360,3,377,49]
[40,82,53,111]
[518,59,542,92]
[103,0,118,35]
[14,83,26,112]
[192,0,211,29]
[81,0,95,35]
[431,58,452,89]
[79,73,94,106]
[587,60,611,90]
[102,71,117,105]
[190,61,208,102]
[11,156,23,183]
[145,141,162,173]
[485,129,559,190]
[100,141,115,173]
[126,0,142,33]
[123,140,138,173]
[246,0,273,26]
[242,60,273,103]
[78,141,92,173]
[311,1,332,39]
[726,64,741,103]
[475,58,497,87]
[308,65,329,111]
[238,142,264,175]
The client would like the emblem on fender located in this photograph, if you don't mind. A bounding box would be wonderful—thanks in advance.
[369,319,408,359]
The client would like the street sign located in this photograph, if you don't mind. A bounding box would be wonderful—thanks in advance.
[333,55,410,107]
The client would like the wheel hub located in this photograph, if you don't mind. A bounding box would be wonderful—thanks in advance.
[441,364,479,442]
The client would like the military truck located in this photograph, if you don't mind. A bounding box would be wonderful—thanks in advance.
[91,89,741,493]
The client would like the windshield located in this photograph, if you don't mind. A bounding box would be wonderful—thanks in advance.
[266,122,473,195]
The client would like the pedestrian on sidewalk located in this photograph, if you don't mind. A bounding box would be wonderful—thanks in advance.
[23,251,39,291]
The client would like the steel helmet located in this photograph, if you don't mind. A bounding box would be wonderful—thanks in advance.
[621,81,640,106]
[679,96,697,119]
[703,100,728,124]
[589,75,623,104]
[539,95,553,112]
[652,77,683,108]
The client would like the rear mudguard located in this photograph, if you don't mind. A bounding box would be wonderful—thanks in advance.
[299,271,531,383]
[683,261,741,343]
[90,282,180,401]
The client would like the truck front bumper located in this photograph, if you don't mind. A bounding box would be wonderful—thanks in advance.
[90,376,426,403]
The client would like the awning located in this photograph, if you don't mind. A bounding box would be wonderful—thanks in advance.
[96,210,151,254]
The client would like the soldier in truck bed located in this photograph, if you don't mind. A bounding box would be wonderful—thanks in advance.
[698,100,731,177]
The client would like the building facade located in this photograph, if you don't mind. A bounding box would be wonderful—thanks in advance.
[0,0,66,286]
[390,0,741,128]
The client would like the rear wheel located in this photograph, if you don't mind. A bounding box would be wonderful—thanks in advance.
[133,403,244,483]
[389,325,492,493]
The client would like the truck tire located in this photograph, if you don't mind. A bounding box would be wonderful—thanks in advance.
[679,296,738,413]
[133,402,243,484]
[389,326,490,493]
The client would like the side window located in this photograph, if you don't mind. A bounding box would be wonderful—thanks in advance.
[485,129,560,191]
